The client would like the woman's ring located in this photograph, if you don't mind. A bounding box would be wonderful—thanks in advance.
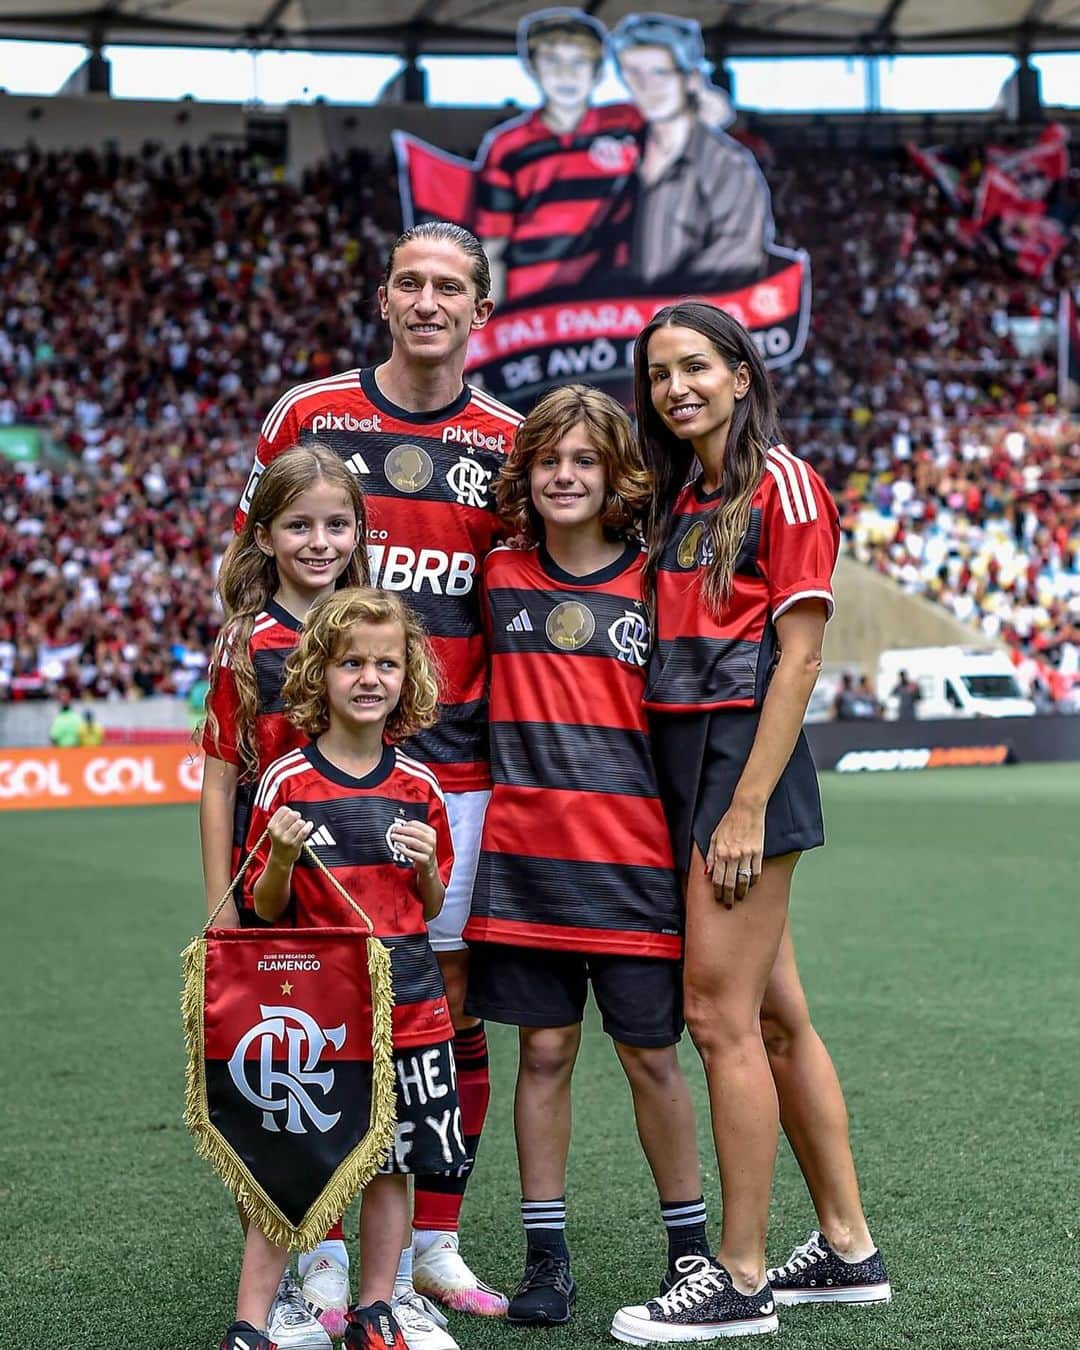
[737,868,752,878]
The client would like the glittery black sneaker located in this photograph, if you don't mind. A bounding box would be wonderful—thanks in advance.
[611,1256,777,1342]
[506,1251,576,1326]
[767,1231,891,1306]
[220,1322,276,1350]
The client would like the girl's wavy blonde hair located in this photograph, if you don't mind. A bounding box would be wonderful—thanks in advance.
[204,444,369,778]
[495,383,652,544]
[282,588,440,743]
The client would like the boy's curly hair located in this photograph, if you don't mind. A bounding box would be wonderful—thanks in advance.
[282,588,440,743]
[496,383,652,545]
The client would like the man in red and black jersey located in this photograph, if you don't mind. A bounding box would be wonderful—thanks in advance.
[474,10,641,303]
[235,222,516,1329]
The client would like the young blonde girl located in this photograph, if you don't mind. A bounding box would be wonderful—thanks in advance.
[200,444,367,1345]
[462,385,707,1327]
[201,443,368,925]
[223,589,465,1350]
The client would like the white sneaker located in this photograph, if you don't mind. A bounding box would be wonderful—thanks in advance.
[413,1232,509,1317]
[268,1270,333,1349]
[301,1255,351,1339]
[392,1288,460,1350]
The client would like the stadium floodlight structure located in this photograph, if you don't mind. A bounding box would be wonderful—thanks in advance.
[1,1,1080,58]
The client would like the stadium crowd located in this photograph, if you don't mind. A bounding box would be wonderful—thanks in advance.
[1,141,1078,702]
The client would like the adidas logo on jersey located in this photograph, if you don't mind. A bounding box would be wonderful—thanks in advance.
[308,824,337,848]
[506,608,534,632]
[346,452,370,474]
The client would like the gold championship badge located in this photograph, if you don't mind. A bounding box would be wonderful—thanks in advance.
[545,601,596,651]
[677,520,706,568]
[384,444,434,493]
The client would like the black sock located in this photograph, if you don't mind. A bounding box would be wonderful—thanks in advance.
[522,1197,569,1261]
[660,1197,710,1267]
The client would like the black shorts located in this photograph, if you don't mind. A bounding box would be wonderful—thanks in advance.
[378,1039,468,1176]
[465,942,683,1048]
[649,707,824,873]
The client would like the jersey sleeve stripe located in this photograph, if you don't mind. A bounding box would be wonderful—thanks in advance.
[767,448,809,523]
[469,387,524,426]
[772,445,818,522]
[262,370,361,442]
[255,749,308,811]
[394,752,446,801]
[765,460,801,525]
[260,370,356,440]
[772,589,836,621]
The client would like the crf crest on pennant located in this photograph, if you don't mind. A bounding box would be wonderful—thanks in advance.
[228,1004,346,1134]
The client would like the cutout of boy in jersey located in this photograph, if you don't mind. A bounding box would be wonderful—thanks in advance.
[609,12,773,289]
[474,9,641,304]
[474,8,770,304]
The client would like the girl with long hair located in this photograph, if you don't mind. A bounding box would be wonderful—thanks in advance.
[200,444,367,1347]
[610,304,889,1344]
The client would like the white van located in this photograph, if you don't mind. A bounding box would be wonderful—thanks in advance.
[876,647,1036,720]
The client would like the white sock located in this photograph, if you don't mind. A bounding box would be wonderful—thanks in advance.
[298,1239,349,1281]
[394,1244,414,1295]
[412,1229,454,1259]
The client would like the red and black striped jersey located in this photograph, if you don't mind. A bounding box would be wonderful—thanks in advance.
[473,103,642,301]
[244,741,455,1049]
[202,598,305,854]
[235,367,522,792]
[645,446,839,714]
[464,543,682,960]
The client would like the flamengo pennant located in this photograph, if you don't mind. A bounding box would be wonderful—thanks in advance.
[182,925,395,1250]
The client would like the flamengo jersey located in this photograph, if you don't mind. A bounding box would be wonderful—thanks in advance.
[236,367,522,792]
[473,103,643,301]
[244,742,455,1049]
[645,446,840,714]
[202,598,305,851]
[465,543,682,960]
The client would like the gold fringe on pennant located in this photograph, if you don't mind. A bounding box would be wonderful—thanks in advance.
[181,932,398,1252]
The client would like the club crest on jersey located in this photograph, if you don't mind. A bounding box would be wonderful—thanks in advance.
[385,444,434,493]
[446,456,493,508]
[607,610,650,666]
[545,601,596,652]
[227,1005,345,1135]
[386,815,411,867]
[677,520,714,568]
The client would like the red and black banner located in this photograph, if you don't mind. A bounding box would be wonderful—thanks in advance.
[183,926,395,1249]
[392,9,811,410]
[459,252,809,407]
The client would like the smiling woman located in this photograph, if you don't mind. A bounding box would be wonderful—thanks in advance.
[606,302,890,1343]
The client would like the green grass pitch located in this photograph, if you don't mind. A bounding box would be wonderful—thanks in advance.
[3,764,1078,1349]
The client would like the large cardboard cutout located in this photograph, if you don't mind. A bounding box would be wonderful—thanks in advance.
[395,9,810,408]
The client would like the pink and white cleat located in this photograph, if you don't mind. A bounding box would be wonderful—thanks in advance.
[412,1233,509,1317]
[302,1255,351,1339]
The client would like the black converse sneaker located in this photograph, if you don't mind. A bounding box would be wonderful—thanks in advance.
[611,1256,778,1342]
[506,1251,576,1326]
[766,1230,891,1306]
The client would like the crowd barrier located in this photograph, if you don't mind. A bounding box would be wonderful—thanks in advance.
[806,714,1080,772]
[0,742,204,810]
[3,716,1078,809]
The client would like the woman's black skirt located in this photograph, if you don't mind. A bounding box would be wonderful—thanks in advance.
[649,707,824,873]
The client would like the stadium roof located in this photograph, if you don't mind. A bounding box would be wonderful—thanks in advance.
[1,1,1079,58]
